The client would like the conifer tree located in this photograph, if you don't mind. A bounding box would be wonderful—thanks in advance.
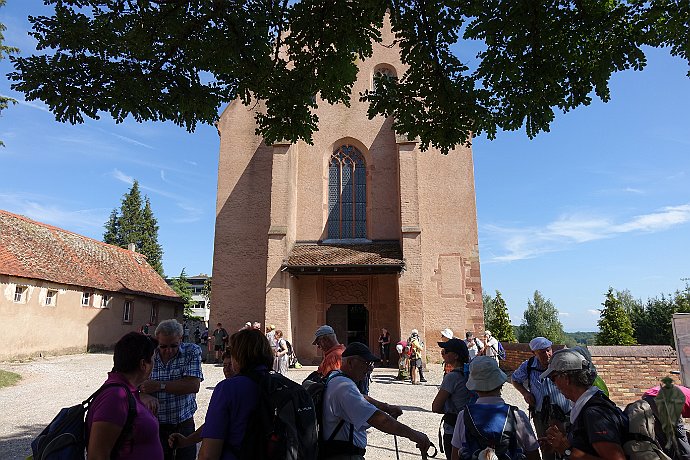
[170,268,196,318]
[596,288,636,345]
[487,291,516,343]
[102,180,165,275]
[140,197,164,275]
[103,208,119,245]
[518,290,566,344]
[483,291,495,329]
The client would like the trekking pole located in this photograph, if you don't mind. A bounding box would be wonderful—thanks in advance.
[421,442,438,459]
[394,435,400,460]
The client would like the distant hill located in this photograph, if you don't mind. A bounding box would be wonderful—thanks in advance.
[564,331,597,346]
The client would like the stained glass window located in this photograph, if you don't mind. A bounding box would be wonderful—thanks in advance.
[328,145,366,239]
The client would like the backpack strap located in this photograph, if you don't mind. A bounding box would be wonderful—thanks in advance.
[524,356,536,392]
[85,383,137,459]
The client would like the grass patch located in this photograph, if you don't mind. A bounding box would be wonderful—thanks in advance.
[0,369,21,388]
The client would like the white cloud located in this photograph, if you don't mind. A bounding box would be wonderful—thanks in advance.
[1,95,51,113]
[484,203,690,262]
[108,132,155,150]
[0,193,105,234]
[624,187,644,194]
[161,170,167,181]
[587,309,599,315]
[111,169,134,185]
[558,312,570,317]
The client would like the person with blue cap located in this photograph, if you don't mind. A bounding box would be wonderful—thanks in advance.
[511,337,571,460]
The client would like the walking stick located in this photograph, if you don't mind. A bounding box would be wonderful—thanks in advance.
[394,435,400,460]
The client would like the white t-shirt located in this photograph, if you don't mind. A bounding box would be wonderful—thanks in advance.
[465,338,484,360]
[322,373,378,449]
[484,337,499,362]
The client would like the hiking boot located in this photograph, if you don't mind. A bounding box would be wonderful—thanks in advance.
[420,378,427,382]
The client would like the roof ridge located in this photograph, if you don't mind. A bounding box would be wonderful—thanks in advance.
[0,209,146,257]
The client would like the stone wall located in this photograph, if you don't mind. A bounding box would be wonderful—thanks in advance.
[501,343,680,407]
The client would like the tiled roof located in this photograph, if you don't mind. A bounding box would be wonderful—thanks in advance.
[285,242,404,268]
[0,210,182,302]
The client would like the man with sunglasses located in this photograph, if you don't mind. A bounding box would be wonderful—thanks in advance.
[140,319,204,460]
[321,342,432,459]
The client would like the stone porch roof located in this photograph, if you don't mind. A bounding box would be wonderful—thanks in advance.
[283,241,405,275]
[0,210,182,302]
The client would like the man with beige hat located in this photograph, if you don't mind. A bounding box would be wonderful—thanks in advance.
[450,356,540,460]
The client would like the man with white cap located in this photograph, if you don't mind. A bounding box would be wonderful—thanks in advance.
[511,337,570,460]
[450,356,540,460]
[313,325,346,377]
[321,342,432,459]
[408,329,426,384]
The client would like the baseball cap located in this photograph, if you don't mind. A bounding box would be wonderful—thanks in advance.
[438,339,469,362]
[540,349,589,379]
[529,337,553,351]
[342,342,380,362]
[312,325,335,344]
[466,356,508,392]
[440,328,454,339]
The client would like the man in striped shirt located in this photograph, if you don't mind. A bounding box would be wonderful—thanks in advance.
[511,337,571,460]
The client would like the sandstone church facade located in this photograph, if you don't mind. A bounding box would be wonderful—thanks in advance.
[211,17,483,363]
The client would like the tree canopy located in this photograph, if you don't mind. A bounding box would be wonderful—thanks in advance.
[169,268,197,318]
[8,1,690,154]
[0,0,19,146]
[103,180,165,275]
[518,290,566,344]
[486,290,516,342]
[597,287,637,345]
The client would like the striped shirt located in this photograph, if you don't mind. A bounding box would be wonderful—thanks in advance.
[511,356,571,414]
[151,342,204,424]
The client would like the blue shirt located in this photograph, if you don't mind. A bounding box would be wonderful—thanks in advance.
[511,356,571,414]
[151,342,204,424]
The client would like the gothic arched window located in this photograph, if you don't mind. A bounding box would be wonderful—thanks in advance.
[328,145,366,239]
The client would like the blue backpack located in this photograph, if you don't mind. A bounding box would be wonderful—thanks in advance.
[461,404,526,460]
[31,383,136,460]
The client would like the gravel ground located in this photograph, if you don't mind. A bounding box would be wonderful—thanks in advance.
[0,353,528,460]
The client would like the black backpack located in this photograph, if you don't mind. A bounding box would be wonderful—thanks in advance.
[303,371,365,459]
[31,383,136,460]
[236,371,318,460]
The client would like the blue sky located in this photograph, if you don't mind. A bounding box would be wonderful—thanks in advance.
[2,2,689,332]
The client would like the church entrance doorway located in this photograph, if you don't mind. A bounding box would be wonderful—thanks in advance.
[326,304,369,347]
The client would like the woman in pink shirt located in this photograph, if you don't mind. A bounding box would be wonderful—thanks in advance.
[87,332,162,460]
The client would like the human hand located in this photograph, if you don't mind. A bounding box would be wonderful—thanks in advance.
[386,404,403,418]
[139,393,159,415]
[523,393,536,407]
[139,380,160,394]
[545,425,568,453]
[169,433,187,448]
[412,432,432,456]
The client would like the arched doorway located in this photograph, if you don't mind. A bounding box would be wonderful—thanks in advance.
[326,304,369,347]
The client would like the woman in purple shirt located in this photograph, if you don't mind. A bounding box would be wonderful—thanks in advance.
[198,328,274,460]
[87,332,162,460]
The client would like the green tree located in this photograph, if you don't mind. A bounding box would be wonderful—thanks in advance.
[483,291,495,330]
[201,278,212,311]
[631,284,690,347]
[518,290,566,344]
[0,0,19,146]
[140,198,164,275]
[103,208,119,245]
[169,268,196,318]
[486,291,516,343]
[8,1,690,154]
[597,288,636,345]
[103,180,165,275]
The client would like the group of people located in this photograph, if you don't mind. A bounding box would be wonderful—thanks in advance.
[83,322,689,460]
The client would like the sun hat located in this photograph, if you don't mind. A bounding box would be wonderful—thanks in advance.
[269,324,276,330]
[440,328,454,340]
[539,348,589,379]
[466,356,508,391]
[342,342,380,362]
[312,325,335,344]
[411,329,419,336]
[529,337,553,351]
[438,338,470,362]
[484,330,492,338]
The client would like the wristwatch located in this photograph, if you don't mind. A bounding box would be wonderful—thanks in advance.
[563,448,572,459]
[160,382,166,392]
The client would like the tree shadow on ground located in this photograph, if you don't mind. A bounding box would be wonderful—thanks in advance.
[0,423,43,459]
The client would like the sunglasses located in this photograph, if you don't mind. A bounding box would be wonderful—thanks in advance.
[159,343,179,349]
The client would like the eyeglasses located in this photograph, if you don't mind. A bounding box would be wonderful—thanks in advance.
[159,343,179,349]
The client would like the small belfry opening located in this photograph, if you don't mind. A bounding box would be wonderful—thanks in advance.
[327,145,367,240]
